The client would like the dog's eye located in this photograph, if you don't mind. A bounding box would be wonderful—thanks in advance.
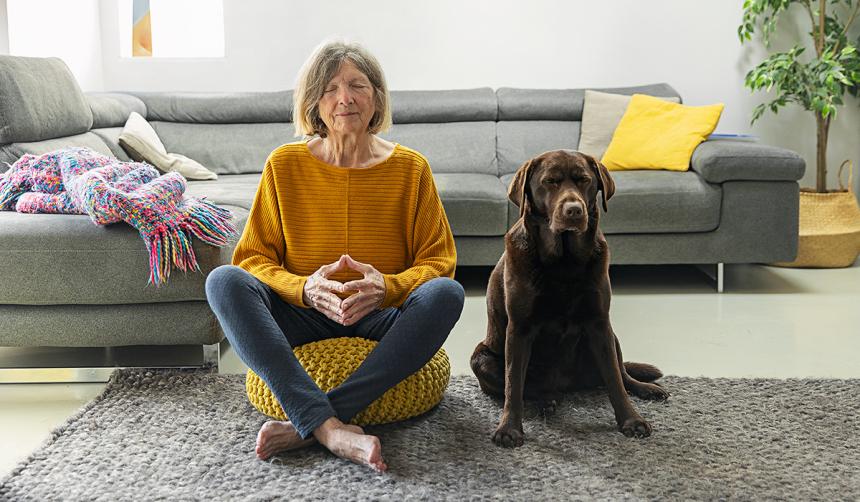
[544,179,560,185]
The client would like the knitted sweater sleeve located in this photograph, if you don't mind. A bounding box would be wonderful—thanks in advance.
[231,159,309,308]
[380,162,457,308]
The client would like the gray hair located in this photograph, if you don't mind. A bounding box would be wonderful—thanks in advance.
[293,40,392,138]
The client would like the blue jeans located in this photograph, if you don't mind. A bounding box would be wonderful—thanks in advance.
[205,265,465,439]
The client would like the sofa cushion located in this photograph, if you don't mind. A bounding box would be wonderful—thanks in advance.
[381,122,497,175]
[433,173,509,236]
[120,112,170,159]
[0,205,248,305]
[185,173,261,210]
[90,127,133,161]
[0,55,93,144]
[578,90,681,160]
[1,132,116,161]
[129,91,293,124]
[601,94,724,172]
[500,170,721,234]
[151,122,295,174]
[390,88,497,123]
[86,92,147,129]
[497,121,581,176]
[496,83,681,121]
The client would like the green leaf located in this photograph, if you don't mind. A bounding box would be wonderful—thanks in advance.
[740,0,860,122]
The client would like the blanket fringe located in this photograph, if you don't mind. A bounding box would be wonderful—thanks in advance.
[183,198,237,247]
[144,198,237,287]
[144,225,196,287]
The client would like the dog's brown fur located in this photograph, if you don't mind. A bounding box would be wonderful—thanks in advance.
[470,150,669,448]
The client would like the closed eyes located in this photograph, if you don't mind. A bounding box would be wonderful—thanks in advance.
[543,177,590,185]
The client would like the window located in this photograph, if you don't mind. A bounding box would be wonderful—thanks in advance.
[119,0,224,58]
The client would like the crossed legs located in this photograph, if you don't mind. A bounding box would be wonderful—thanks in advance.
[205,265,464,470]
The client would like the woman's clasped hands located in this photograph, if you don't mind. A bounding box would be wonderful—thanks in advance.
[302,254,386,326]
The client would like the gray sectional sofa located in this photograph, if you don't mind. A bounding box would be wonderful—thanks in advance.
[0,56,805,374]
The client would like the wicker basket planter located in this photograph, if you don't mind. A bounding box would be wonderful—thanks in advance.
[773,161,860,268]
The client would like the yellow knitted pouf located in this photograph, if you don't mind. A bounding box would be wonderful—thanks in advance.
[245,337,450,426]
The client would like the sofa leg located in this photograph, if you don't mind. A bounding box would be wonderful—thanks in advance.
[202,343,220,373]
[717,262,724,293]
[695,263,725,293]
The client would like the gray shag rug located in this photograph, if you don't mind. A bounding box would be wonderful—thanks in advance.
[1,370,858,501]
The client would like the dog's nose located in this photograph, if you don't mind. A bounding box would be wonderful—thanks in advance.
[562,201,584,219]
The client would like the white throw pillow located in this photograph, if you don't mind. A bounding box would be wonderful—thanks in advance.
[579,90,681,160]
[118,111,218,180]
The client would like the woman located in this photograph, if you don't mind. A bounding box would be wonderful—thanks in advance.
[205,40,464,473]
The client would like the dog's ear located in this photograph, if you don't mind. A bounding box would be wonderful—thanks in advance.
[584,154,615,213]
[508,158,536,218]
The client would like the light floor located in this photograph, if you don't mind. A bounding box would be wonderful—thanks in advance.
[1,262,858,479]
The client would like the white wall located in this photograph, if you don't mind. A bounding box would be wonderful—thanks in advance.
[11,0,860,193]
[7,0,104,91]
[0,0,9,55]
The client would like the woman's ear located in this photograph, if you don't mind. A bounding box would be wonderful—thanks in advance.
[508,158,535,219]
[584,154,615,212]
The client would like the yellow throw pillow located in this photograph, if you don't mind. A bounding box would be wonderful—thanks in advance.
[600,94,724,171]
[578,90,680,160]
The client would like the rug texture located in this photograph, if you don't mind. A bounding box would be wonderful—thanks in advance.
[1,369,857,501]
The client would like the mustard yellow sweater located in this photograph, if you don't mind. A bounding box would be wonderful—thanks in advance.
[232,141,457,309]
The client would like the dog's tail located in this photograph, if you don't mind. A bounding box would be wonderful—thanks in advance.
[623,362,663,382]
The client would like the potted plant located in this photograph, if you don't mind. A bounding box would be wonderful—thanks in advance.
[740,0,860,267]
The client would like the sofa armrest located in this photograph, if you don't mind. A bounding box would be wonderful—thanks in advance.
[690,140,805,183]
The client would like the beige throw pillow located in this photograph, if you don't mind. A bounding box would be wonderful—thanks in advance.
[118,111,218,180]
[578,90,681,160]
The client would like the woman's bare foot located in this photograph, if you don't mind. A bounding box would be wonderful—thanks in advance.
[256,420,363,460]
[313,417,388,472]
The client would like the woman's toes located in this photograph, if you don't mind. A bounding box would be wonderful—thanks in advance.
[360,435,387,471]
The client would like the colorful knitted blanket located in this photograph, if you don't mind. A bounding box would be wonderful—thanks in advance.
[0,147,237,287]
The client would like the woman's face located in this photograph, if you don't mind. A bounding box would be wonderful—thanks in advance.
[317,61,375,138]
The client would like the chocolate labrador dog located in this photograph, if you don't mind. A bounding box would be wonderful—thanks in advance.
[471,150,669,448]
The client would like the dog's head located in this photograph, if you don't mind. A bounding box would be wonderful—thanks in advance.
[508,150,615,234]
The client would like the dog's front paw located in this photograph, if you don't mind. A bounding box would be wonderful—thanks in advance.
[631,382,670,401]
[619,416,652,438]
[492,423,525,448]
